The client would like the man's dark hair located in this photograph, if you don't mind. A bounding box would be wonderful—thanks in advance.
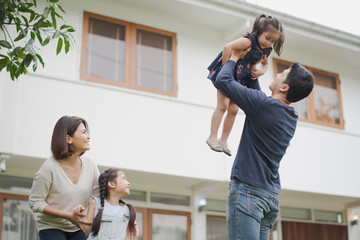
[284,63,314,103]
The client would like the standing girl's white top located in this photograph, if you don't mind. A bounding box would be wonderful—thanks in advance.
[88,198,130,240]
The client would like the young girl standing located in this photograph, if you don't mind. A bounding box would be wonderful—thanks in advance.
[74,168,137,240]
[206,14,284,156]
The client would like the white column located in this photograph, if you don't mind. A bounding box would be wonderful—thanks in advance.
[192,192,207,240]
[347,206,360,240]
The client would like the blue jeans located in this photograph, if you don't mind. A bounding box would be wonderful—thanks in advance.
[227,179,279,240]
[39,229,87,240]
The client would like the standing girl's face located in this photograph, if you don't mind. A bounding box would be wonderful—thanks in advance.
[111,171,130,197]
[67,123,90,152]
[257,30,280,49]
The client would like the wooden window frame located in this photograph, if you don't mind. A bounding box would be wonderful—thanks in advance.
[0,193,29,240]
[273,58,344,129]
[80,11,178,97]
[136,207,191,240]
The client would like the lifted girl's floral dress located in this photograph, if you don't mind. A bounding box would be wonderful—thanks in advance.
[207,33,272,89]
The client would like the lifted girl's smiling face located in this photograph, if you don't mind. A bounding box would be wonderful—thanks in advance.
[257,30,280,49]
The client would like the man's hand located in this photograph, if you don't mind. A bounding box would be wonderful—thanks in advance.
[229,47,251,62]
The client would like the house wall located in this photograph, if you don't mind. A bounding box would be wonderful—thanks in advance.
[1,0,359,195]
[1,0,360,239]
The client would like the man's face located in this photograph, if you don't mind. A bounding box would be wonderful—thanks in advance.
[269,67,290,92]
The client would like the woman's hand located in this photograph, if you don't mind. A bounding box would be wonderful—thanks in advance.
[68,205,92,234]
[73,204,85,216]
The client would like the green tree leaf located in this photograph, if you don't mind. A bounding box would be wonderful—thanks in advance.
[1,0,74,80]
[57,5,66,14]
[56,38,63,55]
[31,32,35,40]
[64,39,70,53]
[51,7,57,29]
[43,7,50,18]
[0,40,12,48]
[0,57,9,71]
[14,33,26,42]
[35,31,43,44]
[10,47,22,57]
[53,30,61,39]
[23,53,33,67]
[36,54,44,67]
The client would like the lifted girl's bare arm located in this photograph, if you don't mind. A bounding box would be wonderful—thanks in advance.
[250,55,268,79]
[222,37,252,66]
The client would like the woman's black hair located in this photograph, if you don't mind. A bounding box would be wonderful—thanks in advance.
[91,168,136,236]
[51,116,88,160]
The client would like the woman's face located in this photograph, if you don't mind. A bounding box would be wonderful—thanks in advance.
[68,123,90,152]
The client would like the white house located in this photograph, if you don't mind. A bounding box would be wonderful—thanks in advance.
[1,0,360,239]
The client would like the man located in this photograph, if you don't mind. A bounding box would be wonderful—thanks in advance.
[214,50,314,240]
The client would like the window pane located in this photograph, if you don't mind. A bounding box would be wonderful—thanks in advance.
[314,210,343,223]
[290,99,308,119]
[276,62,289,73]
[280,206,312,220]
[151,192,190,206]
[205,199,226,212]
[1,199,39,240]
[152,213,188,240]
[87,18,125,82]
[136,212,144,240]
[123,190,146,202]
[313,72,340,124]
[136,30,173,92]
[207,215,228,240]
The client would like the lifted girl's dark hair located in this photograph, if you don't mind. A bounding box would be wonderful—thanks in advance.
[251,14,285,56]
[91,168,136,236]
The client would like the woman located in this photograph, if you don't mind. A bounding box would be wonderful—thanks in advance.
[29,116,100,240]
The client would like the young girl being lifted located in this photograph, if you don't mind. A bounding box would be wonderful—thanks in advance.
[206,14,284,156]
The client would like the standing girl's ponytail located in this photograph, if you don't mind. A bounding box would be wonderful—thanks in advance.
[91,169,111,236]
[119,199,136,232]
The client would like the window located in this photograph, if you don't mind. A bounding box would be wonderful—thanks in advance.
[203,198,227,213]
[81,12,177,96]
[280,206,312,220]
[273,59,344,129]
[0,193,39,240]
[207,215,228,240]
[314,210,343,223]
[135,208,191,240]
[150,192,190,206]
